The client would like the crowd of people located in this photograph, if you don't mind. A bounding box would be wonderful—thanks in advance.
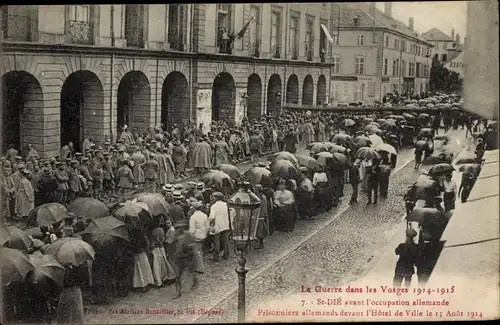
[2,92,497,324]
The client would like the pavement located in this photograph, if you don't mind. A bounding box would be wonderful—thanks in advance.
[83,130,471,324]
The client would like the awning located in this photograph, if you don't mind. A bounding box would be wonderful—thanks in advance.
[320,24,334,44]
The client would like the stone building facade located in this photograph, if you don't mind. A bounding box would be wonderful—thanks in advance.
[1,4,333,157]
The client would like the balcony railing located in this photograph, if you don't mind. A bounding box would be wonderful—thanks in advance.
[68,20,94,45]
[306,50,313,62]
[126,27,144,48]
[272,46,281,59]
[248,41,260,58]
[218,38,233,54]
[3,14,33,41]
[169,34,185,51]
[290,49,298,60]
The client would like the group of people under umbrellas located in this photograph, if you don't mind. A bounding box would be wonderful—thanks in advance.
[2,91,492,323]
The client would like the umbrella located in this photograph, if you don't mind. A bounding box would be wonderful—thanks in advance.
[332,152,350,169]
[341,118,356,128]
[367,122,381,128]
[67,197,109,219]
[418,113,430,120]
[385,118,397,125]
[0,226,33,251]
[418,128,433,137]
[269,151,299,165]
[382,121,398,132]
[428,163,455,177]
[415,140,428,150]
[354,135,372,147]
[134,193,170,217]
[306,142,329,153]
[364,124,378,132]
[376,118,387,124]
[26,203,72,227]
[362,117,374,124]
[368,128,384,137]
[331,133,353,146]
[44,237,95,266]
[200,170,235,190]
[81,216,130,254]
[414,179,439,200]
[270,159,299,179]
[1,247,34,286]
[455,152,478,164]
[214,164,241,179]
[355,147,381,160]
[407,207,441,223]
[328,143,348,154]
[243,167,274,188]
[402,113,415,120]
[28,253,65,286]
[316,152,334,167]
[294,154,320,170]
[114,201,153,224]
[368,134,384,147]
[376,143,397,155]
[459,163,481,174]
[393,115,406,122]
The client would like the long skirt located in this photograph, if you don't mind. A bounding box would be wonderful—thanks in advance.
[151,247,177,286]
[132,252,154,289]
[444,192,456,212]
[56,286,84,325]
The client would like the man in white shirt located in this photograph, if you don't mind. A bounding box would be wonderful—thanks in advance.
[188,199,209,284]
[208,192,230,261]
[313,167,329,213]
[442,173,457,212]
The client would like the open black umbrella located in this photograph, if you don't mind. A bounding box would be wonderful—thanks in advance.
[81,216,130,254]
[419,128,433,137]
[44,237,95,266]
[341,118,356,128]
[307,142,329,153]
[413,179,439,200]
[134,193,169,217]
[382,121,398,133]
[428,163,455,177]
[459,163,481,175]
[269,151,299,165]
[1,247,34,286]
[294,154,320,170]
[316,152,334,167]
[1,226,33,251]
[28,253,65,286]
[332,152,349,169]
[114,201,153,224]
[243,167,274,188]
[26,203,72,227]
[270,159,299,179]
[328,143,348,154]
[355,147,381,160]
[200,170,234,190]
[67,197,109,219]
[415,140,428,150]
[407,207,444,223]
[331,133,353,147]
[214,164,241,179]
[354,135,372,148]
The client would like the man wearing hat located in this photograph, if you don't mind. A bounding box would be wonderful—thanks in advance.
[79,157,93,197]
[102,153,116,197]
[68,160,82,202]
[172,139,187,179]
[11,162,25,192]
[172,190,189,216]
[60,141,74,161]
[165,192,185,223]
[170,219,194,299]
[117,160,134,194]
[193,182,206,202]
[15,169,35,219]
[143,153,160,193]
[75,152,83,165]
[184,181,197,200]
[393,228,418,288]
[54,162,69,204]
[208,192,230,261]
[187,199,209,283]
[162,184,174,195]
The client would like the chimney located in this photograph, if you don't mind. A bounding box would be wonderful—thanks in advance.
[384,2,392,17]
[408,17,414,30]
[455,33,460,44]
[451,29,455,40]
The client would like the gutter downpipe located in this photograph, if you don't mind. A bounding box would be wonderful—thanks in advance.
[109,5,115,142]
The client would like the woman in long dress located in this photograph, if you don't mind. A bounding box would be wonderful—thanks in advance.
[56,264,88,324]
[214,136,230,166]
[150,218,177,287]
[129,222,154,292]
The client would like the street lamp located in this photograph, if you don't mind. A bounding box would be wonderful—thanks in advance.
[226,181,262,322]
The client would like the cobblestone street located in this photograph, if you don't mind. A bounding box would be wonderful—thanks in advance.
[83,130,465,324]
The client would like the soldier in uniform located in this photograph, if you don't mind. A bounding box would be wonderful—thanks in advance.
[117,160,134,195]
[54,162,69,204]
[142,153,160,193]
[79,157,93,197]
[173,190,189,217]
[68,161,82,202]
[91,156,104,199]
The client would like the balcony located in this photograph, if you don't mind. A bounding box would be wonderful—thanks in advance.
[306,49,313,62]
[169,34,185,51]
[290,49,298,60]
[2,14,34,41]
[126,27,144,48]
[320,52,326,63]
[218,38,233,54]
[248,41,260,58]
[68,20,94,45]
[272,46,281,59]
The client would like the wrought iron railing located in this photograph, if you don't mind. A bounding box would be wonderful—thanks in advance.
[248,41,260,57]
[2,14,33,41]
[68,20,94,45]
[272,46,281,59]
[126,27,144,48]
[169,34,184,51]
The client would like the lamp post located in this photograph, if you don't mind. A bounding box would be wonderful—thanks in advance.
[241,92,248,119]
[226,181,262,322]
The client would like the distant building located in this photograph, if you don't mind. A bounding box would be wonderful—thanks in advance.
[328,2,433,104]
[422,27,463,64]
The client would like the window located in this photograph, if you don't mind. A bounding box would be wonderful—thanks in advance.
[289,15,299,59]
[394,39,398,50]
[319,19,328,62]
[416,62,421,77]
[342,83,350,101]
[357,34,364,46]
[441,54,447,62]
[305,17,314,61]
[396,59,400,76]
[333,83,341,100]
[168,4,185,51]
[332,32,339,45]
[70,5,90,22]
[217,4,232,53]
[392,59,397,76]
[249,6,261,56]
[409,62,414,76]
[402,40,406,52]
[433,53,438,61]
[352,84,359,102]
[1,6,35,41]
[402,60,406,76]
[384,58,388,75]
[385,35,389,47]
[271,11,282,58]
[332,55,340,73]
[355,56,365,74]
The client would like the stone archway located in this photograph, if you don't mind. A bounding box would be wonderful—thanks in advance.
[1,71,43,155]
[286,74,299,104]
[117,71,151,133]
[302,74,314,105]
[161,72,189,132]
[246,74,262,121]
[266,74,282,116]
[316,75,327,105]
[60,70,104,152]
[211,72,236,123]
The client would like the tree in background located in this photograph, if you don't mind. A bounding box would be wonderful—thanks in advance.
[430,58,463,92]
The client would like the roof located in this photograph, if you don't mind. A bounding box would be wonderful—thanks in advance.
[422,28,454,41]
[331,3,433,46]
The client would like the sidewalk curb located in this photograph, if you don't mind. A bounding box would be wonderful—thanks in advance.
[190,155,416,323]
